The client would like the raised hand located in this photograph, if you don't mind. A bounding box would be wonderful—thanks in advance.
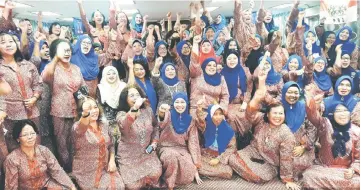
[298,11,305,20]
[143,15,149,22]
[77,0,83,4]
[335,44,343,53]
[166,12,172,19]
[19,21,28,33]
[133,98,146,110]
[155,57,163,68]
[154,25,160,33]
[306,41,312,52]
[249,0,255,9]
[158,104,170,114]
[193,35,202,44]
[5,0,16,9]
[160,19,165,27]
[82,98,92,116]
[34,31,46,43]
[127,56,134,69]
[264,51,271,57]
[296,66,305,76]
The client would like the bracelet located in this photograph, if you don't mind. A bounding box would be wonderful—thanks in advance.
[82,112,90,118]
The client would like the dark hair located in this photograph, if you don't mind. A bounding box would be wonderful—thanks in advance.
[76,96,104,121]
[141,30,159,47]
[165,30,180,49]
[89,10,107,28]
[133,58,151,79]
[12,120,39,141]
[263,102,284,123]
[118,84,147,112]
[49,22,61,35]
[0,32,24,62]
[116,12,131,31]
[49,39,72,59]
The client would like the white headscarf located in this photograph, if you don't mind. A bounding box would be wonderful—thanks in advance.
[97,66,126,109]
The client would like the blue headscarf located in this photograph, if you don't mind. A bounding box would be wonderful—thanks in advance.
[204,105,234,155]
[323,76,359,118]
[203,26,216,40]
[154,40,173,65]
[303,31,321,57]
[283,55,304,89]
[264,18,278,32]
[221,50,247,102]
[201,58,221,86]
[320,31,337,66]
[130,13,143,33]
[201,15,210,28]
[281,82,306,133]
[213,31,226,56]
[258,56,281,85]
[313,57,332,91]
[340,48,357,77]
[39,40,50,73]
[171,92,192,134]
[327,102,351,158]
[70,35,99,81]
[135,73,157,113]
[353,71,360,95]
[160,62,179,86]
[176,40,190,68]
[334,26,356,52]
[211,14,226,32]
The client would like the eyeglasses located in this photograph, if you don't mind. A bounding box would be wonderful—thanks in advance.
[19,132,37,138]
[334,109,350,114]
[81,41,92,46]
[341,57,350,60]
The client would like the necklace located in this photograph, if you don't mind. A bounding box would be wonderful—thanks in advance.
[166,83,178,97]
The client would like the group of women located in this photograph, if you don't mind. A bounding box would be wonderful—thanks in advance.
[0,0,360,189]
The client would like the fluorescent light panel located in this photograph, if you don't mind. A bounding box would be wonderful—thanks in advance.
[122,9,138,14]
[272,4,293,9]
[61,18,74,22]
[200,7,220,12]
[32,11,61,16]
[14,2,33,8]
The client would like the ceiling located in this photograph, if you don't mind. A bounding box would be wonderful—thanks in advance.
[7,0,319,24]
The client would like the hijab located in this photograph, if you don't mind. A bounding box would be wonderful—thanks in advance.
[70,35,99,81]
[303,31,321,57]
[313,57,332,91]
[246,35,264,74]
[202,58,221,86]
[199,39,216,65]
[171,92,192,134]
[204,105,234,155]
[97,66,125,109]
[221,50,247,102]
[176,40,191,68]
[281,82,306,133]
[283,55,304,88]
[323,76,359,118]
[154,40,173,66]
[130,13,143,33]
[327,103,351,158]
[334,26,356,52]
[320,31,336,66]
[201,15,210,28]
[213,31,226,56]
[340,49,357,77]
[258,56,282,85]
[211,14,227,32]
[39,40,50,73]
[264,15,278,32]
[160,62,179,86]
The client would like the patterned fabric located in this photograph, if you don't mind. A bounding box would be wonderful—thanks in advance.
[4,145,74,190]
[72,121,124,189]
[0,60,43,120]
[116,107,162,189]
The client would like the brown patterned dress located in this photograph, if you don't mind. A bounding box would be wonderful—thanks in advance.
[116,107,162,189]
[4,145,75,190]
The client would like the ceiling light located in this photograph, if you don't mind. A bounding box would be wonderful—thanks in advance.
[200,7,220,12]
[31,11,61,17]
[116,0,134,5]
[272,4,294,9]
[13,2,33,8]
[61,18,74,22]
[122,9,138,14]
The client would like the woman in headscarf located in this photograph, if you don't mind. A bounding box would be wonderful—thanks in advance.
[253,53,284,100]
[244,34,264,74]
[322,76,360,127]
[130,13,147,39]
[211,14,227,33]
[96,66,127,150]
[320,31,336,67]
[333,26,359,70]
[228,70,299,190]
[70,35,100,98]
[281,82,317,180]
[189,36,229,117]
[303,94,360,189]
[213,30,228,57]
[197,39,216,65]
[151,59,186,111]
[303,31,321,57]
[157,93,203,189]
[196,104,236,179]
[256,1,278,41]
[304,56,334,98]
[264,30,289,73]
[175,40,191,82]
[281,55,307,89]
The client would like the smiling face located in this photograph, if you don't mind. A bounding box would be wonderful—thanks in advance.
[285,86,300,105]
[127,88,141,107]
[341,54,351,68]
[40,43,50,60]
[18,125,37,148]
[132,42,143,55]
[217,32,226,44]
[135,14,142,24]
[306,32,316,44]
[117,12,128,25]
[87,99,100,121]
[242,10,252,24]
[23,20,33,34]
[205,61,217,75]
[181,43,190,55]
[216,15,222,24]
[226,54,238,68]
[339,29,350,41]
[333,104,350,125]
[264,11,272,23]
[0,34,17,57]
[267,105,285,127]
[212,108,224,127]
[314,59,325,72]
[106,69,118,84]
[337,79,352,96]
[134,64,146,79]
[253,38,261,50]
[81,38,92,54]
[56,42,72,63]
[174,98,187,114]
[229,40,238,50]
[52,24,61,35]
[326,33,336,45]
[201,42,212,54]
[288,58,299,71]
[93,11,104,25]
[157,44,167,57]
[165,65,176,79]
[206,29,215,41]
[263,60,272,73]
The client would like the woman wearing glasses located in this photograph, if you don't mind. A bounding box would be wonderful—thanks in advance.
[4,120,76,190]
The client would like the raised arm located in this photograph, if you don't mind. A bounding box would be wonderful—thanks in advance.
[285,0,300,36]
[256,0,268,39]
[77,0,91,35]
[327,44,343,77]
[126,57,135,85]
[189,36,203,78]
[108,0,117,30]
[41,58,58,84]
[305,94,327,132]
